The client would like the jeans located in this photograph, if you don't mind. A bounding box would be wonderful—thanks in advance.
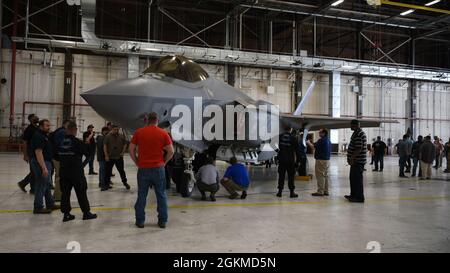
[105,157,127,185]
[98,161,106,188]
[349,164,365,201]
[82,153,95,173]
[374,154,384,171]
[399,156,408,176]
[30,159,55,210]
[18,163,36,192]
[134,167,168,225]
[412,157,422,177]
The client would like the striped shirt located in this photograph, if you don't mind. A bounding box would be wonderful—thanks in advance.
[347,128,367,165]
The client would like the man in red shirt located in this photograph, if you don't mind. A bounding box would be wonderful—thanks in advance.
[129,112,174,229]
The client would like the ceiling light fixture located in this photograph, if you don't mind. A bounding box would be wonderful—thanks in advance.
[400,9,415,16]
[425,0,440,7]
[331,0,344,7]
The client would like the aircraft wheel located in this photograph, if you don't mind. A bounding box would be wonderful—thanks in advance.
[180,170,195,197]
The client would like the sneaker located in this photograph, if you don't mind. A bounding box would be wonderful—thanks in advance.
[17,182,27,193]
[124,183,131,190]
[63,213,75,222]
[229,193,239,199]
[82,212,97,220]
[158,221,166,229]
[33,208,52,214]
[240,191,247,199]
[311,192,324,197]
[290,191,298,198]
[135,222,144,228]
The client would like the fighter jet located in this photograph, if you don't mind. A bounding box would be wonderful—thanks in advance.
[81,55,389,196]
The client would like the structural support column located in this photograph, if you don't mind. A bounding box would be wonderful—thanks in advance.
[9,0,18,137]
[355,76,363,118]
[407,80,417,138]
[329,72,341,144]
[127,55,140,78]
[63,50,73,121]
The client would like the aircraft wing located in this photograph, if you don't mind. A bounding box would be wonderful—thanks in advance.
[280,113,398,131]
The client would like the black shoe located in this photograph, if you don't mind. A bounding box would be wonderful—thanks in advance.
[63,213,75,222]
[17,182,27,193]
[210,195,216,202]
[241,191,247,199]
[311,192,324,197]
[158,221,166,229]
[276,191,282,197]
[101,187,109,191]
[324,192,329,196]
[344,195,351,200]
[229,193,239,199]
[82,212,97,220]
[290,191,298,198]
[399,175,408,178]
[89,172,98,175]
[33,208,52,214]
[48,205,61,211]
[348,198,365,203]
[372,169,378,172]
[124,183,131,190]
[135,222,144,228]
[201,194,207,201]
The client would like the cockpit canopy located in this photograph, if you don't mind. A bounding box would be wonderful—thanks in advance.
[143,55,209,83]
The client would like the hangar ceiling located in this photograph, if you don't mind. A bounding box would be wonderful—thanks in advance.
[1,0,450,70]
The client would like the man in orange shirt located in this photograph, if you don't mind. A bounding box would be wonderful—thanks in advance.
[129,112,174,229]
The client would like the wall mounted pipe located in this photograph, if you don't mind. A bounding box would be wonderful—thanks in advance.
[22,101,89,126]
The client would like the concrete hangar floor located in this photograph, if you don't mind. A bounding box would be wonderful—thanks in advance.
[0,152,449,253]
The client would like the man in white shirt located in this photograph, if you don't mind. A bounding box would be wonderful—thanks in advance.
[195,157,220,202]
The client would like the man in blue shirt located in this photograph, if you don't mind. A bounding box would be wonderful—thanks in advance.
[312,129,332,197]
[49,119,71,202]
[220,157,250,199]
[30,119,60,214]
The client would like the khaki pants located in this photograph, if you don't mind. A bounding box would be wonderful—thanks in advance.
[52,159,62,200]
[420,161,432,179]
[220,178,246,196]
[315,160,330,194]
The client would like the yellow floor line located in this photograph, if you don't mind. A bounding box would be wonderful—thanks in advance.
[0,195,449,214]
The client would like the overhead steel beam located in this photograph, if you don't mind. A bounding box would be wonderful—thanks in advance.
[159,7,211,47]
[380,0,450,15]
[375,37,411,62]
[413,27,450,41]
[1,0,66,30]
[298,0,337,24]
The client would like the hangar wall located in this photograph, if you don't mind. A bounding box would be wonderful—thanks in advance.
[1,49,449,149]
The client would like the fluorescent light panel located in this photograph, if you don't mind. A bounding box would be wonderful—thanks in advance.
[400,9,415,16]
[331,0,344,7]
[425,0,440,6]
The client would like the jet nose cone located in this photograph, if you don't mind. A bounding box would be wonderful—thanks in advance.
[81,77,152,130]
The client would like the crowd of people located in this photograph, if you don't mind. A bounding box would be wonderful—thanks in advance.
[16,112,449,228]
